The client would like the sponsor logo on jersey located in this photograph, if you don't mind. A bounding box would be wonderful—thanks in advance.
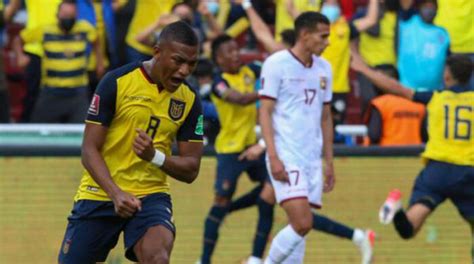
[169,99,186,121]
[124,95,152,102]
[88,94,100,115]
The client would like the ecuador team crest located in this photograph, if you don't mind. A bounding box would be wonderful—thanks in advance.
[168,99,186,121]
[320,76,328,90]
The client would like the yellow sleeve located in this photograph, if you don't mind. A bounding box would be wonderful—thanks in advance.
[20,26,43,44]
[225,17,250,38]
[84,22,98,43]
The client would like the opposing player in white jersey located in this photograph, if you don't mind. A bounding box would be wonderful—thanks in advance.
[258,12,371,264]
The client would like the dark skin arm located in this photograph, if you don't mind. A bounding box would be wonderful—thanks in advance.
[133,129,203,184]
[82,123,142,218]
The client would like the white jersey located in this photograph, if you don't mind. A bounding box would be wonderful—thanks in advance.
[259,49,333,166]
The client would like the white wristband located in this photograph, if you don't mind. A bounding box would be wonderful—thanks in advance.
[151,149,166,167]
[258,138,266,149]
[242,0,252,10]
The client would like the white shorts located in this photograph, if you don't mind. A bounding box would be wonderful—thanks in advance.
[267,160,323,208]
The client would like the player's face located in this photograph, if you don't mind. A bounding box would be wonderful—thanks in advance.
[216,40,241,73]
[304,23,330,56]
[155,41,199,92]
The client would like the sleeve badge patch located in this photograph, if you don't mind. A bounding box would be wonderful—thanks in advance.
[88,94,100,115]
[320,76,328,90]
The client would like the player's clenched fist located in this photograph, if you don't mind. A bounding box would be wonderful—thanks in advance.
[269,156,289,183]
[111,190,142,218]
[133,128,156,161]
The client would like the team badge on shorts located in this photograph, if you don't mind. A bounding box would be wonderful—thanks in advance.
[169,99,186,121]
[320,76,328,90]
[62,239,71,254]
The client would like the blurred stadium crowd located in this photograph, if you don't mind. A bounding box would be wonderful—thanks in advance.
[0,0,472,146]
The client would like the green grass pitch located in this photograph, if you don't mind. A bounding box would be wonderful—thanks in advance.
[0,157,470,263]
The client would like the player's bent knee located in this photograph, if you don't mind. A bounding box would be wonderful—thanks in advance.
[214,195,230,206]
[141,249,170,264]
[291,215,313,235]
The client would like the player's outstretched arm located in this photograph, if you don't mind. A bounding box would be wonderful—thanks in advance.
[350,52,415,100]
[83,123,142,217]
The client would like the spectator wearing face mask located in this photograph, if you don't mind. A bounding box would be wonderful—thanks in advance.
[10,0,63,122]
[398,0,450,92]
[16,0,102,123]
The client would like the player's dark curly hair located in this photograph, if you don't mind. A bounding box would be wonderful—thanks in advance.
[446,55,473,85]
[157,21,198,47]
[211,34,233,63]
[294,12,330,40]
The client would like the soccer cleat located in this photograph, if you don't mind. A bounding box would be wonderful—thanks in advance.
[242,256,263,264]
[379,189,403,224]
[356,229,376,264]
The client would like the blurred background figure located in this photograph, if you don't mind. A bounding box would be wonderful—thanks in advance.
[363,65,427,146]
[16,0,101,123]
[434,0,474,89]
[398,0,450,92]
[0,0,20,123]
[125,0,176,63]
[10,0,63,122]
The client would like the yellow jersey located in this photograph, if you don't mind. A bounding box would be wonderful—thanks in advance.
[21,20,97,90]
[211,65,258,153]
[23,0,62,56]
[359,11,397,67]
[125,0,176,55]
[322,17,350,93]
[275,0,321,42]
[87,2,110,70]
[75,62,203,201]
[435,0,474,53]
[414,86,474,166]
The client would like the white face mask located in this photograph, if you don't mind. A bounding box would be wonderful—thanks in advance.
[200,83,212,97]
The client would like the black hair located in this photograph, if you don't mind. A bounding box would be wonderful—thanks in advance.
[211,34,233,63]
[446,55,473,85]
[58,0,76,10]
[171,2,192,12]
[194,59,215,78]
[294,12,330,40]
[374,64,399,80]
[157,21,198,47]
[280,29,296,47]
[418,0,438,7]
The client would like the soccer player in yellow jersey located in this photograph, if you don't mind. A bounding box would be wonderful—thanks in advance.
[198,34,273,264]
[58,21,204,263]
[351,53,474,259]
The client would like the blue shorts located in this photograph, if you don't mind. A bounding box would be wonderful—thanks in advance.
[409,160,474,219]
[215,153,269,198]
[58,193,175,264]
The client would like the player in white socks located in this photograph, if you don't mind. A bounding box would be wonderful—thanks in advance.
[259,11,337,264]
